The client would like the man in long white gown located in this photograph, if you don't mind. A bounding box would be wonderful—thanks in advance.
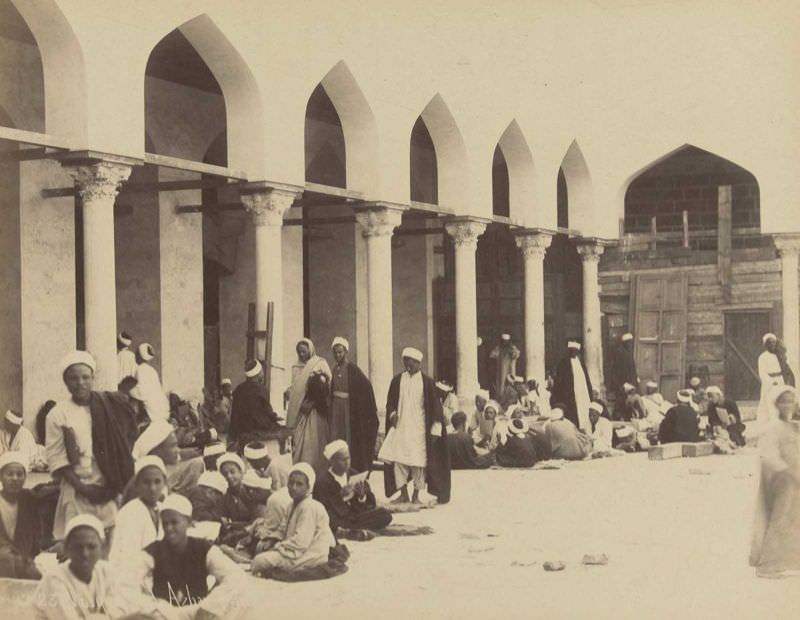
[757,333,785,425]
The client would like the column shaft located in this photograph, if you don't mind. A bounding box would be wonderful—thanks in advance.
[577,241,605,393]
[516,232,552,381]
[775,235,800,367]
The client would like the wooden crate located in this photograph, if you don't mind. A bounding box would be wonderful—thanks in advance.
[682,442,714,457]
[648,443,684,460]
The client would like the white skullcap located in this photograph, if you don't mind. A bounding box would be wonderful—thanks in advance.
[507,417,529,436]
[484,400,501,415]
[677,389,694,403]
[134,455,167,478]
[616,426,634,438]
[197,470,227,495]
[621,333,633,342]
[323,439,349,461]
[60,350,96,375]
[138,343,155,362]
[589,402,604,414]
[477,337,483,347]
[645,380,658,389]
[244,360,262,378]
[160,493,193,519]
[132,420,174,459]
[501,333,511,341]
[763,333,777,344]
[706,386,723,397]
[546,407,565,421]
[203,443,226,458]
[623,382,636,393]
[4,410,22,425]
[506,374,519,384]
[117,332,132,347]
[331,337,349,351]
[65,514,105,541]
[221,378,232,386]
[402,347,423,362]
[435,381,453,392]
[689,377,701,387]
[568,341,581,350]
[217,452,245,472]
[289,462,316,491]
[0,451,28,473]
[243,470,271,490]
[475,389,490,401]
[243,442,269,460]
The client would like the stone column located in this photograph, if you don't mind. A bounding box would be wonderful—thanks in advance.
[355,204,404,407]
[775,234,800,367]
[515,230,553,382]
[445,217,487,403]
[241,184,300,410]
[576,239,606,393]
[65,160,132,389]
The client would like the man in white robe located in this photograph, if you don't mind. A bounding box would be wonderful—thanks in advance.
[116,331,137,386]
[589,401,614,452]
[134,343,169,422]
[757,333,785,425]
[0,410,41,469]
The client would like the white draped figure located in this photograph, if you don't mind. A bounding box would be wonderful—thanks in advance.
[571,356,591,433]
[134,343,169,421]
[757,334,785,425]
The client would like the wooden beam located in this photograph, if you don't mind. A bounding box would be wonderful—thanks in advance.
[718,185,733,303]
[143,152,248,180]
[43,177,236,199]
[395,227,446,237]
[0,126,71,150]
[175,202,244,214]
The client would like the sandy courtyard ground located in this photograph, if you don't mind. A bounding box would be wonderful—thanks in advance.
[236,449,798,620]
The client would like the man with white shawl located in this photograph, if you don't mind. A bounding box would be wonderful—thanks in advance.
[758,333,785,425]
[286,338,331,429]
[134,343,169,422]
[550,341,593,433]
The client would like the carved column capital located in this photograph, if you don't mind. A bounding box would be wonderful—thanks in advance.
[445,218,487,249]
[576,240,607,263]
[355,205,404,238]
[241,187,298,227]
[774,234,800,258]
[65,161,132,202]
[515,230,553,260]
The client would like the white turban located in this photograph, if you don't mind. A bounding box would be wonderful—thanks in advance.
[689,377,701,388]
[221,378,232,386]
[203,443,226,458]
[589,402,604,414]
[402,347,423,362]
[243,470,271,490]
[217,452,245,473]
[65,514,105,541]
[475,389,490,401]
[567,341,581,350]
[331,337,349,351]
[197,471,227,495]
[138,343,155,362]
[621,333,633,342]
[435,381,453,392]
[323,439,349,461]
[0,451,28,473]
[243,442,269,460]
[546,407,565,421]
[245,360,262,378]
[134,455,167,478]
[507,417,529,437]
[117,332,132,347]
[623,382,636,393]
[706,386,723,397]
[677,389,694,404]
[289,462,316,493]
[160,493,192,519]
[501,333,511,341]
[4,410,22,425]
[645,380,658,389]
[60,350,96,375]
[132,420,174,459]
[763,333,777,345]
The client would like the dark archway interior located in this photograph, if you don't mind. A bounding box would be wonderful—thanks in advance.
[492,145,510,217]
[410,117,438,204]
[305,84,346,188]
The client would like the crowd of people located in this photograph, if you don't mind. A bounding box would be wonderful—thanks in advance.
[0,327,798,618]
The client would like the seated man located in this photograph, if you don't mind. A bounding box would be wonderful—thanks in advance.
[642,380,671,429]
[659,389,701,444]
[314,440,391,538]
[0,452,43,579]
[495,417,540,468]
[589,402,614,453]
[617,383,646,421]
[244,441,292,491]
[435,381,460,430]
[472,400,501,449]
[188,470,228,522]
[447,412,494,469]
[543,407,592,460]
[471,388,490,431]
[705,386,746,447]
[498,375,521,411]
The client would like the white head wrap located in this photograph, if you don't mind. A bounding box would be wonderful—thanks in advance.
[763,333,777,345]
[245,360,262,378]
[221,378,232,386]
[623,382,636,393]
[435,381,453,392]
[65,514,105,541]
[705,386,723,397]
[484,400,501,416]
[60,350,96,376]
[589,402,604,414]
[138,343,155,361]
[546,407,565,421]
[217,452,245,473]
[677,389,694,404]
[645,380,658,389]
[132,420,174,459]
[243,442,269,461]
[507,417,529,437]
[689,377,701,388]
[117,332,132,347]
[203,443,226,458]
[323,439,349,461]
[331,337,349,351]
[4,410,22,425]
[475,389,490,401]
[243,470,271,490]
[501,333,511,341]
[0,451,28,473]
[401,347,424,362]
[289,462,316,494]
[197,471,227,495]
[567,341,581,350]
[621,333,633,342]
[134,455,167,478]
[160,493,193,519]
[616,426,634,438]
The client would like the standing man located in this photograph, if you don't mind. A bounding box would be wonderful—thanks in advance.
[380,347,450,505]
[489,334,520,399]
[550,341,593,433]
[134,343,169,422]
[230,360,280,448]
[116,331,137,387]
[329,336,379,473]
[757,333,785,425]
[608,332,638,408]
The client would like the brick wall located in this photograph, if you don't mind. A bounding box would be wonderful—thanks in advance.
[624,146,759,233]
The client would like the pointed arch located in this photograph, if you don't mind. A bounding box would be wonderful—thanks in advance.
[415,94,468,209]
[147,13,264,176]
[314,61,379,196]
[10,0,86,142]
[559,140,592,230]
[496,120,536,221]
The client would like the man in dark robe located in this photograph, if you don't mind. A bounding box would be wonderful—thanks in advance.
[447,412,493,469]
[608,333,638,410]
[495,418,541,468]
[314,440,391,536]
[230,359,280,448]
[382,347,451,504]
[329,337,379,473]
[705,386,746,447]
[550,341,593,432]
[659,390,700,444]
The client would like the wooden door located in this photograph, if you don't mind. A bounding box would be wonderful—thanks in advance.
[724,311,771,401]
[631,273,688,398]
